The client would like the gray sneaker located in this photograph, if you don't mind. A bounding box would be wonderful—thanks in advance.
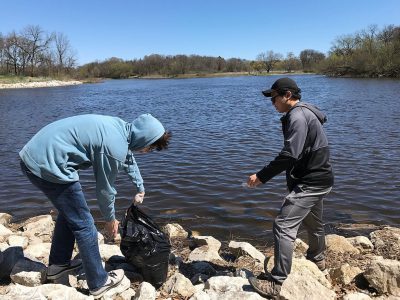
[47,259,82,280]
[308,258,326,271]
[90,269,124,299]
[249,276,282,299]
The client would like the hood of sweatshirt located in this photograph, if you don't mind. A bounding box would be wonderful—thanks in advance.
[128,114,165,150]
[296,102,327,124]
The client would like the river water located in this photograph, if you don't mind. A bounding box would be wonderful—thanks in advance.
[1,75,399,243]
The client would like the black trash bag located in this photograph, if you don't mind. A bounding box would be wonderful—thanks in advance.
[120,204,171,288]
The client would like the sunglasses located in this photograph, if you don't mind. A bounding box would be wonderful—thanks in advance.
[271,95,278,104]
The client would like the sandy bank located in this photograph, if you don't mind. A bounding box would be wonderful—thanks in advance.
[0,80,82,90]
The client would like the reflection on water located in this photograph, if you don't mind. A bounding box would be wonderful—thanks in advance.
[1,75,399,242]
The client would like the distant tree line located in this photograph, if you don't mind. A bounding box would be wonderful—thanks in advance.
[1,24,399,79]
[0,25,77,77]
[77,55,250,79]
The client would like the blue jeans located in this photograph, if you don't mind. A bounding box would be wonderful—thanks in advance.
[20,160,108,290]
[271,185,331,284]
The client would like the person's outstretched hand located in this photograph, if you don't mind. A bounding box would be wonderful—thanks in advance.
[134,192,145,204]
[105,219,119,239]
[247,174,262,188]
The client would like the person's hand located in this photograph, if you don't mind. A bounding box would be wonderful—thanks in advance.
[247,174,262,188]
[104,219,119,239]
[134,192,145,204]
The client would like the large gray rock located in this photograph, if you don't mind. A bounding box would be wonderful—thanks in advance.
[370,227,400,260]
[190,290,264,300]
[343,292,372,300]
[325,234,359,254]
[162,273,195,297]
[163,223,188,238]
[228,241,265,263]
[24,243,51,265]
[10,257,47,286]
[134,282,156,300]
[329,263,362,285]
[0,213,12,226]
[3,283,92,300]
[363,256,400,296]
[8,235,29,249]
[99,244,123,261]
[204,276,250,292]
[188,246,224,263]
[266,257,331,289]
[191,236,221,251]
[22,215,54,242]
[280,272,336,300]
[0,224,13,236]
[347,236,374,253]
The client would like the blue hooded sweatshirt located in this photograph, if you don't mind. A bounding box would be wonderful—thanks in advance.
[19,114,165,221]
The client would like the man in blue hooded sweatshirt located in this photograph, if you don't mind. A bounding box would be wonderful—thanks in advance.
[19,113,170,298]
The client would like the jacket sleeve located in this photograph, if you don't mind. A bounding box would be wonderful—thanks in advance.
[121,152,145,193]
[257,115,308,183]
[92,152,119,221]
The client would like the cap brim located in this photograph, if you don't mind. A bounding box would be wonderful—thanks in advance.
[262,89,273,97]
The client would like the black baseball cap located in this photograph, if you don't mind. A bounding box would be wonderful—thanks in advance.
[262,77,301,97]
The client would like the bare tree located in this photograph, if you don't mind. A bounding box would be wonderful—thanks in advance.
[256,50,283,72]
[21,25,54,76]
[54,32,77,75]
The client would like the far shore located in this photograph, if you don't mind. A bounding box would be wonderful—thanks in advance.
[0,72,316,90]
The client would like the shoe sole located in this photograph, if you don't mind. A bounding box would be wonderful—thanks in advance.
[46,263,83,280]
[249,277,279,299]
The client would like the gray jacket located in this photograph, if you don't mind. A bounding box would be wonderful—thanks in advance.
[257,102,334,191]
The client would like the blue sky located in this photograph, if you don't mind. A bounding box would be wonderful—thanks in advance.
[1,0,399,66]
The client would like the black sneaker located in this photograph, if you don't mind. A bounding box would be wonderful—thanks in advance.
[47,259,83,280]
[90,269,124,299]
[249,276,282,299]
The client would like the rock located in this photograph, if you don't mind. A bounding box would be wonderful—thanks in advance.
[8,235,29,249]
[347,236,374,253]
[363,256,400,296]
[0,213,12,226]
[0,246,24,280]
[134,281,156,300]
[326,234,359,254]
[0,242,9,251]
[119,287,136,300]
[22,215,54,242]
[162,273,195,297]
[188,246,224,263]
[342,292,373,300]
[228,241,265,263]
[204,276,250,292]
[163,223,188,238]
[0,224,13,236]
[370,227,400,260]
[194,283,205,293]
[99,244,123,261]
[329,263,362,285]
[24,243,51,264]
[280,272,336,300]
[3,283,91,299]
[190,290,264,300]
[293,238,309,257]
[10,257,47,286]
[191,236,221,251]
[266,256,331,289]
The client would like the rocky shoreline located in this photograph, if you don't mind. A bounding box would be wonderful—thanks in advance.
[0,80,82,89]
[0,212,399,299]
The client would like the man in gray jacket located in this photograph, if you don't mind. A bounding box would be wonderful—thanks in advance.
[247,78,334,299]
